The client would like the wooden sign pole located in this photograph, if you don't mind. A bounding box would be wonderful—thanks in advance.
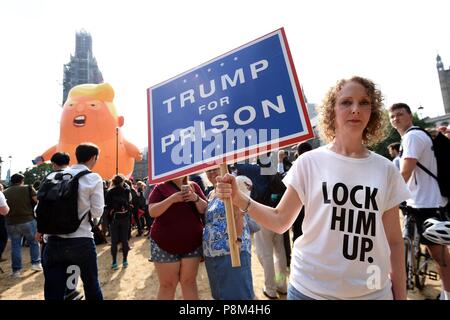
[219,163,241,267]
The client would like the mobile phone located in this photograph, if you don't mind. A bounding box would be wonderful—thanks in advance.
[181,185,190,194]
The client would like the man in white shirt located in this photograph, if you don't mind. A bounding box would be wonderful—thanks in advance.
[42,143,105,300]
[0,184,9,263]
[0,189,9,216]
[387,142,401,170]
[389,102,450,300]
[0,186,9,215]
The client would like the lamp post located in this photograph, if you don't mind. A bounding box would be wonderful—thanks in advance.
[7,155,12,184]
[418,105,424,119]
[115,127,119,175]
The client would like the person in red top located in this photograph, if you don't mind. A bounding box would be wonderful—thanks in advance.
[149,175,208,299]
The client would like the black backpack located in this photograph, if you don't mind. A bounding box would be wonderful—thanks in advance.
[252,173,287,207]
[402,127,450,198]
[35,170,92,234]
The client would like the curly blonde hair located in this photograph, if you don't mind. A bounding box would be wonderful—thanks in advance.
[317,76,386,146]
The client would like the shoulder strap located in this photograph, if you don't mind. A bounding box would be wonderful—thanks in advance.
[73,170,92,180]
[404,127,438,181]
[72,170,94,227]
[87,211,95,228]
[416,162,438,180]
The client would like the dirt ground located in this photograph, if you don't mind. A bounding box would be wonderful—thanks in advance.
[0,229,441,300]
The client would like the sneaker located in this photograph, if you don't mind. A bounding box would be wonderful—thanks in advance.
[262,290,279,300]
[122,260,128,268]
[31,263,43,271]
[11,270,21,278]
[111,262,118,270]
[276,287,287,295]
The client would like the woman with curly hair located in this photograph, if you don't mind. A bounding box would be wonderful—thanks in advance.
[215,76,411,300]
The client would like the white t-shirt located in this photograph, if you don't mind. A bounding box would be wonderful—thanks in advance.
[283,146,410,300]
[0,191,7,208]
[401,127,448,208]
[392,156,400,170]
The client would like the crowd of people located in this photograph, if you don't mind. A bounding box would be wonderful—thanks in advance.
[1,76,449,300]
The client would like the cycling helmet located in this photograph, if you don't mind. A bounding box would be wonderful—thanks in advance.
[235,175,253,197]
[422,218,450,245]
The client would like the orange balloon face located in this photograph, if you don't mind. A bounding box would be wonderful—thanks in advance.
[61,97,118,144]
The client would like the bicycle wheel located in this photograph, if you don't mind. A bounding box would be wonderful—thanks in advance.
[404,238,415,290]
[415,247,428,290]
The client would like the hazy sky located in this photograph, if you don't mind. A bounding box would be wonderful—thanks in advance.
[1,0,449,178]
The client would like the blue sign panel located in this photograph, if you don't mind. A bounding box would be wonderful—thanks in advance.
[147,28,313,183]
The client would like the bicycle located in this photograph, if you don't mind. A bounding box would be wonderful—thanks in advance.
[402,207,439,290]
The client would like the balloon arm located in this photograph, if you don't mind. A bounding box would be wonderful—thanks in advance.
[124,140,143,160]
[41,145,58,161]
[118,116,124,127]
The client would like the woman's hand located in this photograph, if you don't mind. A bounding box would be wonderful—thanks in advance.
[183,189,199,202]
[215,173,247,208]
[170,191,185,203]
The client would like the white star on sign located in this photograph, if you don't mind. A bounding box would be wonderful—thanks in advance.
[207,68,211,72]
[220,63,224,67]
[234,57,238,61]
[183,79,187,83]
[195,74,199,78]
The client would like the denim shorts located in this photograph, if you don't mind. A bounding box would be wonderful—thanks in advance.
[149,238,202,263]
[287,283,315,300]
[204,251,254,300]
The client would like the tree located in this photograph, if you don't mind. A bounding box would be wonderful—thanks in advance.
[23,163,53,186]
[371,112,432,159]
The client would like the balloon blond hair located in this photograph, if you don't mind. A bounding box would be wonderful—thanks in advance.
[67,83,118,118]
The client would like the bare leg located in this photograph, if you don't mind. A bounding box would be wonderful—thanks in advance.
[179,257,201,300]
[427,245,450,292]
[154,261,180,300]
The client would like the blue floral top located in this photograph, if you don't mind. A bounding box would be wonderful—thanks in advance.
[202,196,251,257]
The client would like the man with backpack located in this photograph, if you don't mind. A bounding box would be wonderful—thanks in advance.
[38,143,104,300]
[35,152,83,300]
[389,103,450,300]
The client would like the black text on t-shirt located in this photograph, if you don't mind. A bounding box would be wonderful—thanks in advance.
[322,182,379,263]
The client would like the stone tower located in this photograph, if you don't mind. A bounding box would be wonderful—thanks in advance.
[437,54,450,114]
[62,30,103,106]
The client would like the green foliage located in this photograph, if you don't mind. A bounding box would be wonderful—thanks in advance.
[371,124,401,159]
[23,163,53,186]
[372,112,432,159]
